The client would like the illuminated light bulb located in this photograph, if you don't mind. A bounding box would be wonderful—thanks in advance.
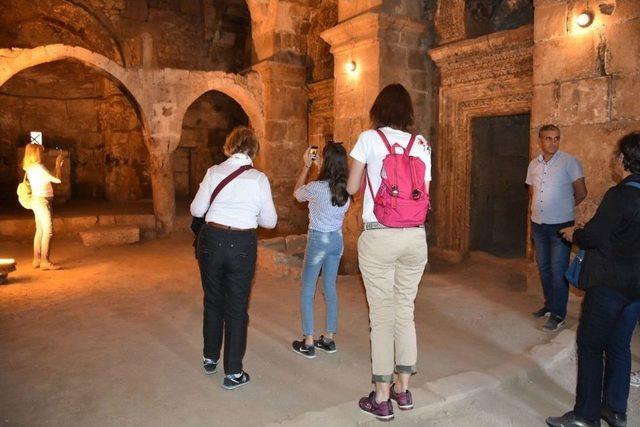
[346,61,357,73]
[576,11,594,28]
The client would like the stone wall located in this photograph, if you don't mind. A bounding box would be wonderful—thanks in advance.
[0,60,149,206]
[532,0,640,223]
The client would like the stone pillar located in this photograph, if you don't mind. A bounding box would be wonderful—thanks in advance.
[252,60,308,235]
[322,10,430,272]
[148,148,175,234]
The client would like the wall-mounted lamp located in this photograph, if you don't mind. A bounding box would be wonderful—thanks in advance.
[576,11,594,28]
[346,61,357,73]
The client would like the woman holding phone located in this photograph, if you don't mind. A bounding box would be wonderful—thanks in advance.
[291,142,350,358]
[22,143,64,270]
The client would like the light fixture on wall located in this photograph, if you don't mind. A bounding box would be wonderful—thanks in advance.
[346,61,357,73]
[576,11,594,27]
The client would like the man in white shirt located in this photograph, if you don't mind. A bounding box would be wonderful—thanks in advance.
[526,124,587,332]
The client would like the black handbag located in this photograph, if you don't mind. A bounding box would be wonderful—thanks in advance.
[192,164,253,255]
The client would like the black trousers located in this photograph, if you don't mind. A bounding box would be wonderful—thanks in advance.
[196,225,257,375]
[574,286,640,421]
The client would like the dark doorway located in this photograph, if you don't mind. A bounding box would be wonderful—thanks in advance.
[470,114,530,258]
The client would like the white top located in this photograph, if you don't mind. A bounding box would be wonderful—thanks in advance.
[350,127,432,223]
[190,153,278,229]
[294,180,350,232]
[25,164,60,198]
[525,150,584,224]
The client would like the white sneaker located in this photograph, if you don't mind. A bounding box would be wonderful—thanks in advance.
[631,371,640,388]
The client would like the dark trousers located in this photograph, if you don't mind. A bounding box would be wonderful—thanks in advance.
[196,225,257,375]
[574,286,640,421]
[531,221,573,318]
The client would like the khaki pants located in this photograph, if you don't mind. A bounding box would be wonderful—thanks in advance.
[358,227,428,383]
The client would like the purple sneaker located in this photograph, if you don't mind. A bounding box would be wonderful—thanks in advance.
[390,384,413,410]
[358,391,394,421]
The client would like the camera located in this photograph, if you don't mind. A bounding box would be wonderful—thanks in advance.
[309,146,318,160]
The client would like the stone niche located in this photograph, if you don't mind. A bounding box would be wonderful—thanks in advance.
[428,25,534,262]
[0,60,150,208]
[176,91,249,199]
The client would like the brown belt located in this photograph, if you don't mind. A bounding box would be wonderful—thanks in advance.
[206,221,252,232]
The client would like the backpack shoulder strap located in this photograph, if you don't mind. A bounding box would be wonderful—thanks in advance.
[375,129,394,155]
[206,164,253,212]
[624,181,640,190]
[405,134,417,154]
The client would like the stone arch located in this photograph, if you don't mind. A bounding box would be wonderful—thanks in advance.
[176,72,265,149]
[0,44,151,145]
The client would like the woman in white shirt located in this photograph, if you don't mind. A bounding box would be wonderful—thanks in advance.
[190,126,277,390]
[346,84,431,421]
[22,144,64,270]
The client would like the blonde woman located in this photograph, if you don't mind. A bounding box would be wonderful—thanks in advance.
[22,144,64,270]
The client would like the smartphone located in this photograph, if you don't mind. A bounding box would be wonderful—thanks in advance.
[309,146,318,160]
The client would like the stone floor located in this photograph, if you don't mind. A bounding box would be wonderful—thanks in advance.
[0,234,638,426]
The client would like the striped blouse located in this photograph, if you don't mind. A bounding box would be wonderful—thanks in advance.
[294,180,350,232]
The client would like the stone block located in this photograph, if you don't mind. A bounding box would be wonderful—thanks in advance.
[531,83,559,127]
[284,234,307,256]
[533,36,598,85]
[79,225,140,247]
[408,51,428,70]
[557,77,610,125]
[99,96,140,131]
[606,20,640,74]
[259,236,286,251]
[612,74,640,120]
[114,214,157,230]
[0,219,34,239]
[55,216,98,234]
[533,2,567,41]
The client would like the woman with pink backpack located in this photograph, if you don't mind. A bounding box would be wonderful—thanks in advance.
[346,84,432,422]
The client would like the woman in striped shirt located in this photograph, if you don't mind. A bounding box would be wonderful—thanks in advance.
[291,142,350,359]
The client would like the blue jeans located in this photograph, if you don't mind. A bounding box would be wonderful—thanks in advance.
[575,286,640,420]
[300,229,343,336]
[531,221,572,318]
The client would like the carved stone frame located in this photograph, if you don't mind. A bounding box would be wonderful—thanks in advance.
[429,26,534,262]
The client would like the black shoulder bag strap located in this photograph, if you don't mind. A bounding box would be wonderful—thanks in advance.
[205,164,253,215]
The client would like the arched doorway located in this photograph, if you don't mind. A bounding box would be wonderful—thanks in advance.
[0,59,150,214]
[175,91,250,207]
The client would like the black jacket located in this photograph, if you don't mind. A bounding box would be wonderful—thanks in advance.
[574,174,640,298]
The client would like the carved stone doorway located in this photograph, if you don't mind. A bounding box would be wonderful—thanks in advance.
[470,114,530,258]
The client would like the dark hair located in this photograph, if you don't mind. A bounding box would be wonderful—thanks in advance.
[618,131,640,174]
[223,126,260,159]
[369,84,414,132]
[538,124,560,137]
[318,142,349,207]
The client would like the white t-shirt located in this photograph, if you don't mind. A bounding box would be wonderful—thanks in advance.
[25,164,60,198]
[350,127,432,223]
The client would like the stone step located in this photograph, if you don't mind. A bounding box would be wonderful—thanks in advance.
[79,225,140,247]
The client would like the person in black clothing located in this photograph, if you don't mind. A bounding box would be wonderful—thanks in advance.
[547,132,640,427]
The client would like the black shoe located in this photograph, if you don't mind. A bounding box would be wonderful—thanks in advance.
[546,411,601,427]
[532,307,551,318]
[314,335,337,353]
[543,315,567,332]
[203,357,218,375]
[292,339,316,359]
[222,371,250,390]
[601,407,626,427]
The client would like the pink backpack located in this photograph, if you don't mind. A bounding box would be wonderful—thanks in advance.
[365,130,430,227]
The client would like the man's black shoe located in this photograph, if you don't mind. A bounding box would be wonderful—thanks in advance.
[203,357,218,375]
[222,371,250,390]
[532,307,551,318]
[546,411,601,427]
[292,339,316,359]
[601,407,626,427]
